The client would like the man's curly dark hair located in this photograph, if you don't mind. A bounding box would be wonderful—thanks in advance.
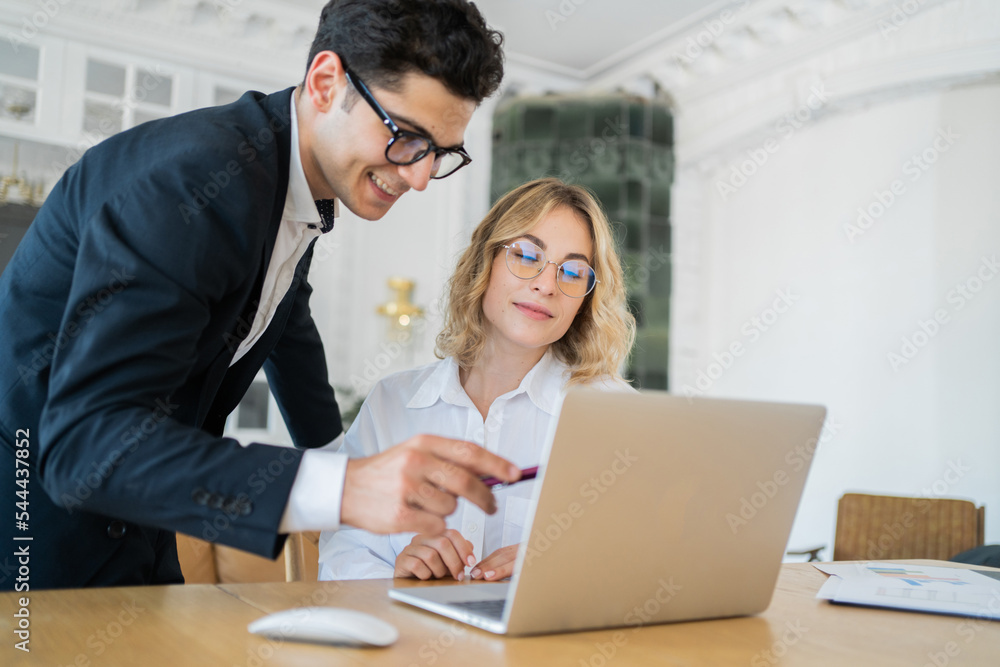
[306,0,504,103]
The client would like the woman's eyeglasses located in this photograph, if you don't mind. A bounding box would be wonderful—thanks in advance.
[344,67,471,179]
[503,240,598,298]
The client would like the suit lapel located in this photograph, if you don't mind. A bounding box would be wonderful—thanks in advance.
[194,89,295,430]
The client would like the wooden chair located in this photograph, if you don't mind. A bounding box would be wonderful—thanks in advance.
[833,493,985,561]
[282,531,321,582]
[176,532,320,583]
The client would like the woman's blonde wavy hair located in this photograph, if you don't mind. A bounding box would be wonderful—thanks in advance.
[436,177,636,385]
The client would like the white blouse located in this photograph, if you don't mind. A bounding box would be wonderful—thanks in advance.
[317,350,630,580]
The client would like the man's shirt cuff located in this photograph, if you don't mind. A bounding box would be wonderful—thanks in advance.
[279,448,348,533]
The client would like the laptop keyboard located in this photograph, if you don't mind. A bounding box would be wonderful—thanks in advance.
[450,599,507,620]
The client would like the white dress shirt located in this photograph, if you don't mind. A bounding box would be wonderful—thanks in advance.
[316,350,632,580]
[230,94,333,366]
[229,93,349,533]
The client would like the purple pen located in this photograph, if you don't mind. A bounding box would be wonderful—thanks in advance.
[480,466,539,488]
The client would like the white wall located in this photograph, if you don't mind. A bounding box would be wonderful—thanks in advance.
[672,79,1000,554]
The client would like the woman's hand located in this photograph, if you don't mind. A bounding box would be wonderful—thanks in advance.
[470,544,520,581]
[394,529,476,580]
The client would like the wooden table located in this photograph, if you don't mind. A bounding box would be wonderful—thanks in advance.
[3,562,998,666]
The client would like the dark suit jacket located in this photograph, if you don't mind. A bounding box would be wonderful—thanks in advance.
[0,88,342,590]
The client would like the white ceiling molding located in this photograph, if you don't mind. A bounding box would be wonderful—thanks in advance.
[500,57,583,97]
[822,41,1000,104]
[551,0,758,81]
[583,0,1000,166]
[586,0,962,96]
[495,0,999,164]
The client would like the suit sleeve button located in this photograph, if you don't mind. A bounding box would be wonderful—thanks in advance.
[191,488,210,505]
[107,521,127,539]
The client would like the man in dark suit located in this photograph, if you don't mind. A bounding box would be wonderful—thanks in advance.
[0,0,519,590]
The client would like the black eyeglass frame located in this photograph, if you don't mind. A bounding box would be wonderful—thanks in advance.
[502,241,600,299]
[343,67,472,179]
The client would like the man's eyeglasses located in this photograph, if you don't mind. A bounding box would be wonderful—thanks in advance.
[344,67,471,179]
[503,240,599,298]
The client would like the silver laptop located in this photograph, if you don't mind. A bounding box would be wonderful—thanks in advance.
[389,388,826,636]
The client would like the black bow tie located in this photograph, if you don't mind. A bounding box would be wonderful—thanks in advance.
[314,199,337,233]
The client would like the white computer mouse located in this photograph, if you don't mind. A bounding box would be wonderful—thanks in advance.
[247,606,399,647]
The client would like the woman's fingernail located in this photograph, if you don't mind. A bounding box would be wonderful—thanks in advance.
[485,570,496,579]
[457,572,464,582]
[471,568,481,578]
[467,555,476,567]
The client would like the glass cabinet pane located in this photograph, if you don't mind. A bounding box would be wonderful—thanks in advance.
[86,60,126,97]
[137,68,172,106]
[0,44,39,79]
[83,100,122,135]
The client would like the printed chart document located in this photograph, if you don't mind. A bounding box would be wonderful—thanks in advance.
[814,562,1000,620]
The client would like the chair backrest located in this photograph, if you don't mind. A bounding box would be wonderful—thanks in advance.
[833,493,985,561]
[176,532,320,583]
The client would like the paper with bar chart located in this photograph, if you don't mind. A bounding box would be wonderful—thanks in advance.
[814,562,1000,619]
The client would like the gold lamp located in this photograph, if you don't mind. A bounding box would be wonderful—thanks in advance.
[376,277,424,340]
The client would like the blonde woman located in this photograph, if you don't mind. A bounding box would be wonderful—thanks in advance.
[318,178,636,581]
